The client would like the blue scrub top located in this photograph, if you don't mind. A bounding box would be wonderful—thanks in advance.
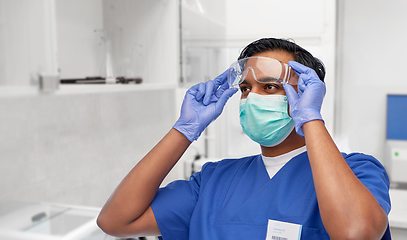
[151,152,391,240]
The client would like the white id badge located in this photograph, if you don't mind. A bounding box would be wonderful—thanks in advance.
[266,219,302,240]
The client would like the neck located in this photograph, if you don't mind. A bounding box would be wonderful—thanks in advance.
[261,130,306,157]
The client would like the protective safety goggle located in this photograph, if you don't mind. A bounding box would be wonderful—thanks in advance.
[227,56,299,88]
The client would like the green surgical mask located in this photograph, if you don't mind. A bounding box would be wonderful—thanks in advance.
[239,93,294,147]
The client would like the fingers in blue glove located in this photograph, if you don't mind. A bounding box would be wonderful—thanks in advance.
[192,69,233,106]
[288,61,314,75]
[195,82,206,101]
[214,80,230,99]
[203,80,216,105]
[173,71,238,142]
[212,69,230,99]
[288,61,323,96]
[288,61,321,86]
[214,69,229,86]
[216,87,238,110]
[282,84,299,108]
[284,61,326,137]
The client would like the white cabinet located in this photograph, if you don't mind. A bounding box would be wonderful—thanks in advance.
[0,0,58,87]
[0,0,180,92]
[0,1,180,208]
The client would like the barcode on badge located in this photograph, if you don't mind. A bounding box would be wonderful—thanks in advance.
[271,236,288,240]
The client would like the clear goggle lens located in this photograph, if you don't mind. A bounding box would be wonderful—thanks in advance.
[227,56,299,88]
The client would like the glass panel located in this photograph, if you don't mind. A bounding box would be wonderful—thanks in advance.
[25,208,95,236]
[181,0,226,86]
[0,202,69,232]
[0,202,98,237]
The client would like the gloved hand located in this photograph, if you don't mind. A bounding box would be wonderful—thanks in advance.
[283,61,326,137]
[173,70,238,142]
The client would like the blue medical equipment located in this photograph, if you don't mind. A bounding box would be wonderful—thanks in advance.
[386,94,407,185]
[387,95,407,141]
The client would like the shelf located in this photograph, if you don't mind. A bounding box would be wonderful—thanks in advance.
[56,83,178,95]
[0,83,178,98]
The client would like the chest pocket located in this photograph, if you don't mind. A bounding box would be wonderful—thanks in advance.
[217,154,314,226]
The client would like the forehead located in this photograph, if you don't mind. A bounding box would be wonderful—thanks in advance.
[252,50,294,64]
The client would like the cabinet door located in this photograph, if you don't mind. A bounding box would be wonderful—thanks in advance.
[0,0,58,87]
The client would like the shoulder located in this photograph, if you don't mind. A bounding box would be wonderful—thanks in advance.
[341,152,389,186]
[341,152,391,214]
[341,152,386,171]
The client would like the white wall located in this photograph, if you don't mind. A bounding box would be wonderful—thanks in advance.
[0,90,175,206]
[0,0,179,208]
[336,0,407,168]
[225,0,326,40]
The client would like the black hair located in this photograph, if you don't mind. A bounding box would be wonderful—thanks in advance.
[238,38,326,82]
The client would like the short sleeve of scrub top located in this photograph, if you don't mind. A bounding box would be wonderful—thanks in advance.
[344,153,391,214]
[151,162,209,240]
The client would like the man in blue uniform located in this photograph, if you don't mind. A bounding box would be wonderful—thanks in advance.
[97,38,391,240]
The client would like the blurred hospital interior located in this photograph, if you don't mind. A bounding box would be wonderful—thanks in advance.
[0,0,407,239]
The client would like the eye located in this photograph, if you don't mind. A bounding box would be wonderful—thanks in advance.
[264,84,283,94]
[240,86,250,92]
[239,83,251,92]
[265,84,278,90]
[239,84,251,98]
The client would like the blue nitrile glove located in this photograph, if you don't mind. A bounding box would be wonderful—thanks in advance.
[283,61,326,137]
[173,70,238,142]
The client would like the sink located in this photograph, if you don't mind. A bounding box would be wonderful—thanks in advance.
[0,201,111,240]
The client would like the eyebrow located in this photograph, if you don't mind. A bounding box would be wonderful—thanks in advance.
[240,80,249,85]
[258,77,279,82]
